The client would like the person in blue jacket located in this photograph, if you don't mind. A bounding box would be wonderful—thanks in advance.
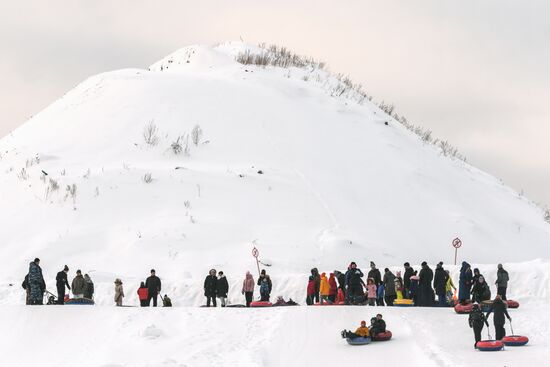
[459,261,473,304]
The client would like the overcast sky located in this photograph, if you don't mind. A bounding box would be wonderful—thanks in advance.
[1,0,548,208]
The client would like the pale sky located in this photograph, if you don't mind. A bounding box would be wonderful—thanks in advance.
[1,0,548,208]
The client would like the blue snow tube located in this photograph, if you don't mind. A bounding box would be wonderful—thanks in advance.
[476,340,503,351]
[346,337,371,345]
[65,298,95,305]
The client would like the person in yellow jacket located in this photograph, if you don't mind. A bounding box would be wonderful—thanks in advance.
[341,320,370,339]
[319,272,333,304]
[445,270,457,304]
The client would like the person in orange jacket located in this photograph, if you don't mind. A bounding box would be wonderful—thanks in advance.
[328,273,338,303]
[341,320,370,339]
[320,272,332,304]
[137,281,148,307]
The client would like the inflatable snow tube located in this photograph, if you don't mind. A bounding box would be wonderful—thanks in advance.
[481,301,493,312]
[346,337,371,345]
[313,302,338,306]
[65,298,95,305]
[337,301,346,305]
[502,335,529,346]
[394,299,414,307]
[454,303,473,314]
[507,300,520,309]
[476,340,503,351]
[372,331,392,341]
[250,301,272,307]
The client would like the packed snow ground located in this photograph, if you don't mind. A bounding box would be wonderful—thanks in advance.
[0,42,549,366]
[0,304,547,367]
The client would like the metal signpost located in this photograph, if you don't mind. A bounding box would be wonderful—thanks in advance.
[252,247,260,276]
[452,238,462,265]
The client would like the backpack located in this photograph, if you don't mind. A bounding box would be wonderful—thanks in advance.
[163,295,172,307]
[260,279,269,294]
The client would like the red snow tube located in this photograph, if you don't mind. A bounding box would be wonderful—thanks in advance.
[454,303,473,314]
[372,330,392,341]
[506,300,520,309]
[502,335,529,346]
[476,340,503,351]
[313,302,341,306]
[250,301,272,307]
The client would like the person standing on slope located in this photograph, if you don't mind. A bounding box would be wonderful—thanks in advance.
[333,270,346,298]
[345,262,364,304]
[366,278,377,306]
[71,270,86,299]
[328,273,338,303]
[495,264,509,300]
[319,272,332,304]
[84,273,94,299]
[242,271,255,307]
[409,272,420,305]
[145,269,162,307]
[383,268,396,306]
[28,258,45,305]
[367,262,384,306]
[418,262,434,306]
[137,282,149,307]
[217,271,229,307]
[485,295,511,340]
[56,265,70,305]
[445,270,457,304]
[22,274,30,305]
[395,271,404,299]
[458,261,473,304]
[472,268,483,285]
[469,303,489,348]
[114,278,124,306]
[433,262,448,307]
[258,270,272,302]
[306,276,316,305]
[311,268,321,304]
[403,262,414,299]
[204,269,218,307]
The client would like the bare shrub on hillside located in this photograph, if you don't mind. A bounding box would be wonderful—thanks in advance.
[171,134,190,155]
[143,120,159,146]
[142,173,153,184]
[544,209,550,223]
[191,125,203,146]
[17,168,29,180]
[64,184,77,204]
[236,44,325,70]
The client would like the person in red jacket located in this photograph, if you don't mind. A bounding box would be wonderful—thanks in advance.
[328,273,338,303]
[137,281,148,307]
[306,276,316,305]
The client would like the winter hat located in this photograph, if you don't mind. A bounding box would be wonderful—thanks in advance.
[421,261,427,267]
[218,271,224,276]
[321,272,326,277]
[63,265,69,271]
[404,262,410,267]
[350,262,357,267]
[497,264,503,269]
[384,268,389,272]
[370,261,375,268]
[361,320,366,326]
[151,269,156,273]
[114,278,122,284]
[34,258,40,263]
[76,269,82,275]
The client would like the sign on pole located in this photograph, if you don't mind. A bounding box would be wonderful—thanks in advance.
[452,238,462,265]
[252,246,260,276]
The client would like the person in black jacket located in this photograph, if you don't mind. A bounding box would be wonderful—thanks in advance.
[204,269,218,307]
[216,271,229,307]
[473,268,483,285]
[418,262,434,306]
[333,270,346,297]
[369,314,386,337]
[367,262,384,306]
[433,262,448,307]
[56,265,71,304]
[22,274,30,305]
[403,262,414,299]
[345,262,364,304]
[469,303,489,348]
[471,275,491,303]
[486,295,511,340]
[145,269,162,307]
[311,268,321,303]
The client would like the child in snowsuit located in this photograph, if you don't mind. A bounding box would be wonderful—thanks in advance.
[242,271,255,307]
[409,272,419,305]
[395,271,404,300]
[341,320,370,340]
[486,295,511,340]
[328,273,338,303]
[320,273,332,304]
[366,278,377,306]
[469,304,489,348]
[306,276,316,305]
[114,279,124,306]
[137,282,148,307]
[445,270,457,304]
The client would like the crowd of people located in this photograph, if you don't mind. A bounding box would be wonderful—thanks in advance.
[21,258,511,312]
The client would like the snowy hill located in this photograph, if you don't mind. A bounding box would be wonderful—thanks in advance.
[0,42,549,307]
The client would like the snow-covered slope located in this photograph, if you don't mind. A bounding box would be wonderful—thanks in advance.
[0,42,549,306]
